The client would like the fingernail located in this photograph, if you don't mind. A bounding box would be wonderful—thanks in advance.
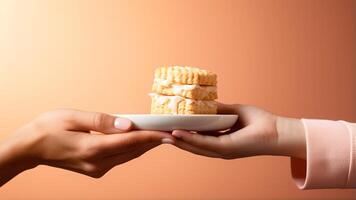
[161,138,174,144]
[114,117,132,130]
[172,130,186,138]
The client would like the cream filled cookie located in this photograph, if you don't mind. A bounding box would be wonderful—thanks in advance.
[150,66,218,114]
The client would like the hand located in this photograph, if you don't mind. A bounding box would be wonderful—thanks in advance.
[0,109,173,186]
[171,103,306,160]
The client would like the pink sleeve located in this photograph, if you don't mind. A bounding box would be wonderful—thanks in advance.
[290,119,356,189]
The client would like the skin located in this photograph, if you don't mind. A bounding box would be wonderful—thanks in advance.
[0,109,174,186]
[170,103,306,160]
[0,103,306,186]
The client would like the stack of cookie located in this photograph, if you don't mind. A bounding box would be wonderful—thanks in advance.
[149,66,218,114]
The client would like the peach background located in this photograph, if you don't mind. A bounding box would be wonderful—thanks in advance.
[0,0,355,199]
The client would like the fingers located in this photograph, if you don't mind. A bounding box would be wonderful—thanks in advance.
[57,132,168,179]
[112,131,172,150]
[89,131,173,156]
[172,130,232,155]
[173,140,221,158]
[172,126,258,159]
[197,130,232,136]
[80,142,160,178]
[57,109,132,133]
[101,142,160,169]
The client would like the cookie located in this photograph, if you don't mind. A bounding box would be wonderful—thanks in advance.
[154,66,217,86]
[150,93,217,114]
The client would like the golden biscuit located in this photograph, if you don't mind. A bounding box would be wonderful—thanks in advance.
[154,66,217,86]
[150,94,217,115]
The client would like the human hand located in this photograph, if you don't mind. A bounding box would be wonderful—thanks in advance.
[171,103,306,160]
[0,109,173,185]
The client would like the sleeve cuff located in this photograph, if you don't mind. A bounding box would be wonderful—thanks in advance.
[290,119,351,189]
[340,121,356,188]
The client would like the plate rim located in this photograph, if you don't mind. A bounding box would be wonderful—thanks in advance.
[113,114,238,131]
[114,114,238,117]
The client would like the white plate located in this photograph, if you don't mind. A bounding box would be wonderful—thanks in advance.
[114,114,238,131]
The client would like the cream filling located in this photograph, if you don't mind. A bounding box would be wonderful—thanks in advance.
[149,93,216,114]
[153,78,173,87]
[171,84,217,94]
[154,78,217,96]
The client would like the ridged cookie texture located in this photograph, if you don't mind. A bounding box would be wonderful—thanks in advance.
[150,94,217,115]
[150,66,218,115]
[154,66,217,86]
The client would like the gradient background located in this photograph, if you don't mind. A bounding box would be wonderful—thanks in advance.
[0,0,355,199]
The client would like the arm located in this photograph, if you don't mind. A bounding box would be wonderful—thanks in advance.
[0,137,35,186]
[0,109,173,186]
[170,103,355,189]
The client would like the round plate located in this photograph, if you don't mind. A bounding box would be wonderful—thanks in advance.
[114,114,238,132]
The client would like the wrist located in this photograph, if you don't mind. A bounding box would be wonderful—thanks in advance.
[0,134,39,171]
[275,116,306,159]
[0,135,38,186]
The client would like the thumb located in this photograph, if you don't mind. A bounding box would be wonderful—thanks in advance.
[62,110,132,133]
